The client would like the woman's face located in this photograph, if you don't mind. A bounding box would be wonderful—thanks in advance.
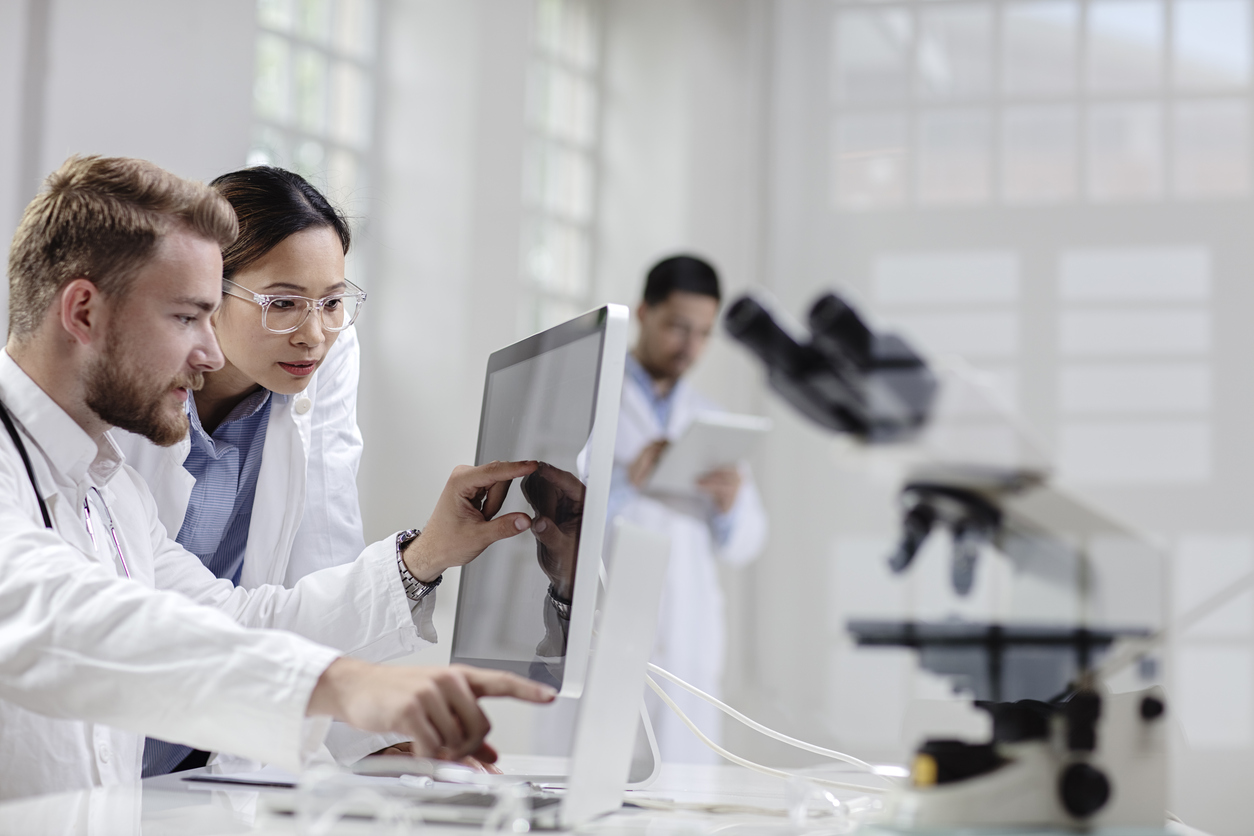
[214,226,346,396]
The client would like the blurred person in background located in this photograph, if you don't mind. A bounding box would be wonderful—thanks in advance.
[609,255,768,763]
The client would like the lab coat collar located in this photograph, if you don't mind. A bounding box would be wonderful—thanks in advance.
[0,349,123,488]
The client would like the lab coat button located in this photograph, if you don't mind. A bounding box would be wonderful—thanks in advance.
[294,397,312,415]
[96,744,111,764]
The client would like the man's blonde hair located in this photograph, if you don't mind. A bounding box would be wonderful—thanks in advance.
[7,155,239,339]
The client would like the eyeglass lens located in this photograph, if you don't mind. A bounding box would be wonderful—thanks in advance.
[262,294,362,333]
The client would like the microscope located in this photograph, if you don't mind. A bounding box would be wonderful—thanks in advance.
[725,293,1169,833]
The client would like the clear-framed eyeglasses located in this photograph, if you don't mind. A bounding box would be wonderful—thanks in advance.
[222,278,367,334]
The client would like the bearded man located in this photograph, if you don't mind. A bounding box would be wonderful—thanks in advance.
[0,155,552,800]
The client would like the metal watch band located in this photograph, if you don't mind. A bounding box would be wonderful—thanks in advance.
[395,529,441,602]
[547,583,572,621]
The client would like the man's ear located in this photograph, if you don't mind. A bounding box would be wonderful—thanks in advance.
[635,301,650,324]
[59,278,106,348]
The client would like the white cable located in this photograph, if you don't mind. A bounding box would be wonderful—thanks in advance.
[645,675,886,795]
[647,662,879,774]
[1098,567,1254,681]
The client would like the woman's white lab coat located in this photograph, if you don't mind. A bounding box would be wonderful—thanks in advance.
[115,327,427,763]
[612,371,768,763]
[117,327,373,589]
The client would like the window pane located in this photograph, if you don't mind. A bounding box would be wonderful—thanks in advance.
[524,143,595,222]
[248,126,288,168]
[327,148,360,204]
[522,218,590,297]
[1059,309,1207,355]
[1058,420,1210,483]
[294,48,329,134]
[917,109,991,205]
[535,0,598,70]
[254,34,291,124]
[334,0,377,58]
[1060,246,1211,300]
[917,5,993,99]
[1001,105,1077,203]
[1173,100,1250,198]
[1087,0,1164,92]
[1174,0,1252,89]
[296,0,331,44]
[832,112,909,209]
[1087,103,1163,201]
[1002,1,1079,95]
[1060,364,1210,414]
[293,139,327,185]
[259,0,294,32]
[833,8,914,101]
[529,63,598,147]
[331,60,370,148]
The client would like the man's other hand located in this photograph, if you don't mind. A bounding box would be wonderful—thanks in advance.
[309,659,556,762]
[366,741,504,774]
[404,460,538,582]
[697,467,742,514]
[628,440,668,488]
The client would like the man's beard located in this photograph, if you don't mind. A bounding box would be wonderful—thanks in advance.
[85,335,203,447]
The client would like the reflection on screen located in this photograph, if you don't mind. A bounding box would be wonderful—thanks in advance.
[451,330,602,688]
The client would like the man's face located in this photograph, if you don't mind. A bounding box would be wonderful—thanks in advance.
[634,291,720,382]
[84,229,224,446]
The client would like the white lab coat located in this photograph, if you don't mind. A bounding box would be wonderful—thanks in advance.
[612,370,767,763]
[115,328,430,764]
[0,350,426,801]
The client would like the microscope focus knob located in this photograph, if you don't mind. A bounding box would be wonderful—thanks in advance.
[1059,762,1111,819]
[1140,695,1166,721]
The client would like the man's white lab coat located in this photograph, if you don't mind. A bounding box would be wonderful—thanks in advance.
[116,328,430,763]
[0,351,426,800]
[611,368,767,763]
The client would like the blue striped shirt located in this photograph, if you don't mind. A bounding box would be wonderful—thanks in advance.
[175,389,274,584]
[142,387,273,777]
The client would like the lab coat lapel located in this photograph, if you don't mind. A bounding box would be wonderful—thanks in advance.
[237,391,311,589]
[110,432,195,539]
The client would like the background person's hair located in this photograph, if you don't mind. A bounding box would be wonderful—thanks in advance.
[642,254,722,306]
[7,155,238,340]
[210,166,351,281]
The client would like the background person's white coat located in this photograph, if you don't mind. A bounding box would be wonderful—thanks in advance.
[612,368,767,763]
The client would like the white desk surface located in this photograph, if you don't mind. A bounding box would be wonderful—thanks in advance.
[0,762,1214,836]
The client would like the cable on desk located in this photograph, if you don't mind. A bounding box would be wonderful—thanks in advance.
[647,662,880,775]
[644,675,887,795]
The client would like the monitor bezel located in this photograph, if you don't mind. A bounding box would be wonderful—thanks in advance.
[449,304,629,698]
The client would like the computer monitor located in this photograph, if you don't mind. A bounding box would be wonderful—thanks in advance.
[449,305,628,696]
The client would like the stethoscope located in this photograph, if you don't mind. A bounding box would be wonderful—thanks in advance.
[0,398,131,578]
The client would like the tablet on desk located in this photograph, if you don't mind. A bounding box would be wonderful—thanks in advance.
[645,412,771,496]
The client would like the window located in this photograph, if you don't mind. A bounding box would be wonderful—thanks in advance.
[249,0,378,205]
[518,0,604,336]
[830,0,1253,209]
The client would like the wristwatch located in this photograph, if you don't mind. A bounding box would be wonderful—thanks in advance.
[547,583,572,621]
[396,529,442,602]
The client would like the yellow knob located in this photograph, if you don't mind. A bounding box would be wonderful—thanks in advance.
[912,753,938,788]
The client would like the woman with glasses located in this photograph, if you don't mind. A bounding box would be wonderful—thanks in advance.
[116,166,389,773]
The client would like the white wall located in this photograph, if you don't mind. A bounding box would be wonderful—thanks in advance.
[0,0,256,325]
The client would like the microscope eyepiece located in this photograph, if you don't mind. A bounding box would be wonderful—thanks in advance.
[809,293,872,370]
[723,296,806,373]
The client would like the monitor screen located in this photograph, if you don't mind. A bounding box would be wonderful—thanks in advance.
[450,306,627,692]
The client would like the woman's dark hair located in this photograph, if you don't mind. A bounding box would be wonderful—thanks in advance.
[209,166,351,280]
[643,254,721,306]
